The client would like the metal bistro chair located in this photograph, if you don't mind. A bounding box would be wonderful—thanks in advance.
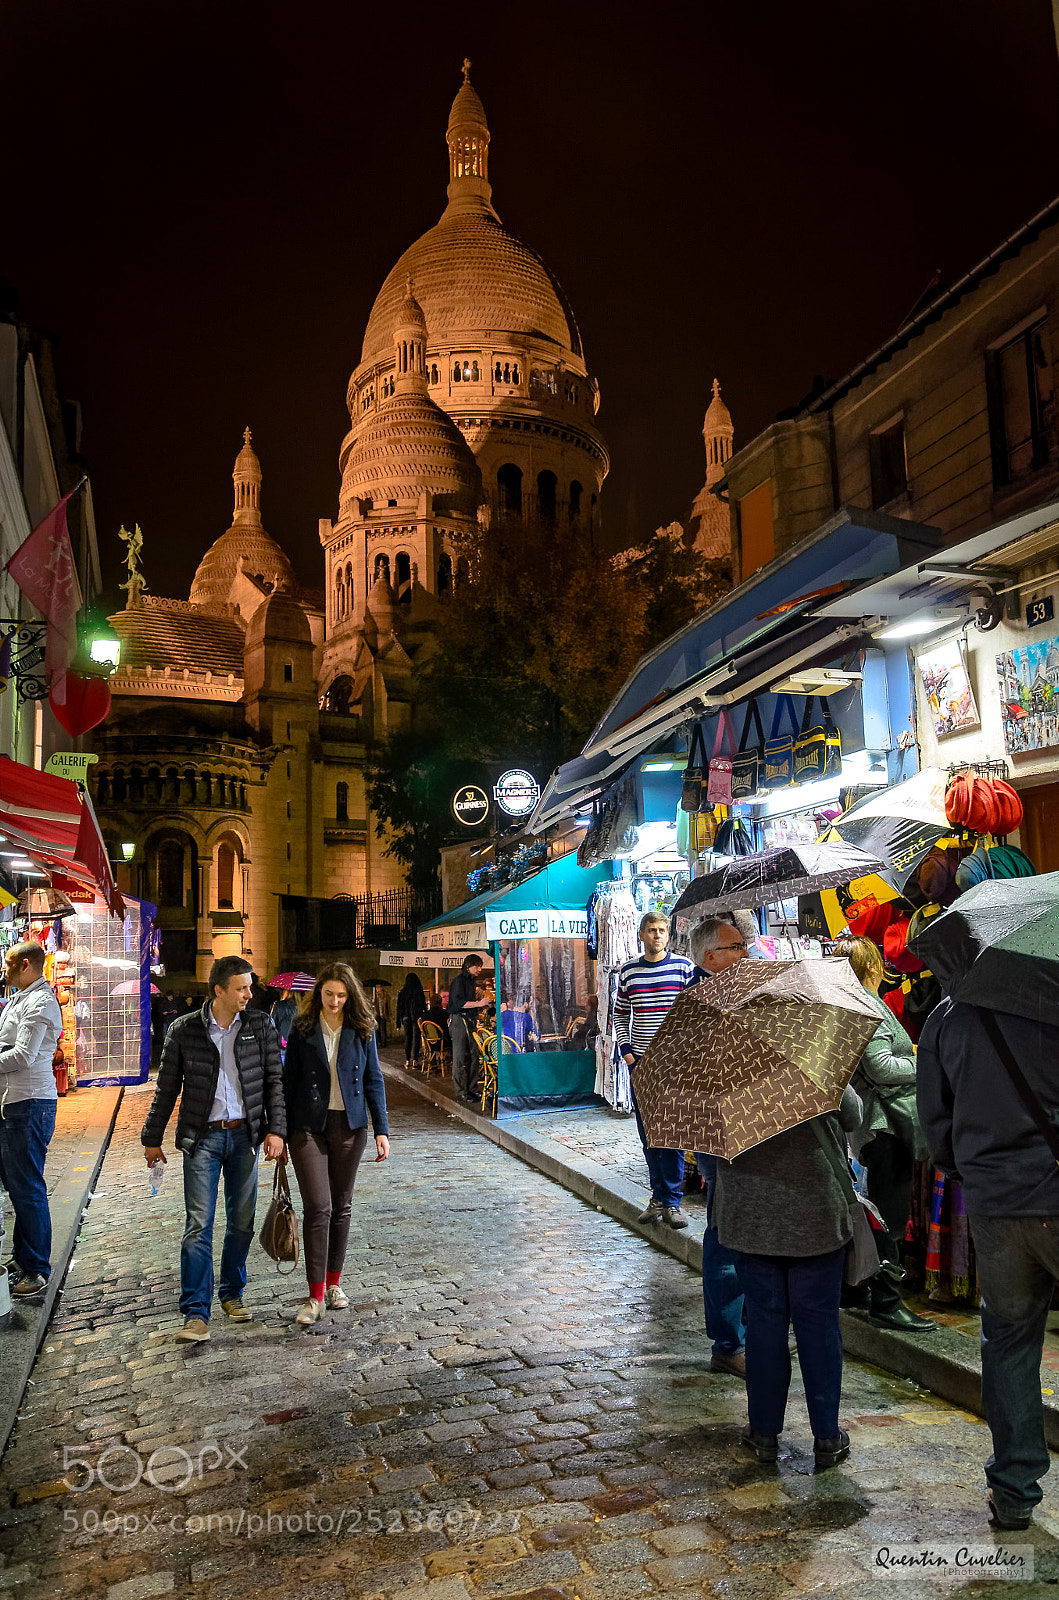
[475,1029,498,1118]
[418,1019,447,1078]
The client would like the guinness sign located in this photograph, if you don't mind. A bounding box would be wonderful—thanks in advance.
[451,784,490,828]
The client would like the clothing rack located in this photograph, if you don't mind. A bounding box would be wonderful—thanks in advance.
[946,759,1009,781]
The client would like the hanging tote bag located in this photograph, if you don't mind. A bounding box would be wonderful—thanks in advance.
[681,722,709,814]
[762,695,801,791]
[793,696,843,784]
[705,711,736,805]
[730,700,765,803]
[258,1158,300,1274]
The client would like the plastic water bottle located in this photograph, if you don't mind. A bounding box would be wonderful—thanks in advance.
[148,1160,165,1197]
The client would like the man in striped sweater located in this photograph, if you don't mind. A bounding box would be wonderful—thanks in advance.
[615,911,694,1229]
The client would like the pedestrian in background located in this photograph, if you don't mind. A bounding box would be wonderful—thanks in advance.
[447,955,490,1102]
[688,916,750,1377]
[396,972,427,1068]
[282,962,389,1327]
[835,936,934,1333]
[715,1079,864,1469]
[141,955,287,1342]
[0,942,63,1299]
[918,993,1059,1530]
[269,989,298,1053]
[615,910,694,1230]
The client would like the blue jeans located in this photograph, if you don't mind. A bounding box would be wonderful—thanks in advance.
[695,1154,745,1356]
[630,1076,684,1209]
[180,1128,260,1321]
[0,1097,56,1278]
[970,1213,1059,1518]
[735,1245,846,1440]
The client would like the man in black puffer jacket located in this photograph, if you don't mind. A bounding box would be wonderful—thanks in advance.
[141,956,287,1342]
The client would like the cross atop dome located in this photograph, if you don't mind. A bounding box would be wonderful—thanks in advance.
[462,56,472,82]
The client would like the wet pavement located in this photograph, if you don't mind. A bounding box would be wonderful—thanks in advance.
[1,1078,1059,1597]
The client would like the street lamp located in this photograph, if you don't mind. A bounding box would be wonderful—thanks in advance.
[121,842,135,862]
[88,622,121,672]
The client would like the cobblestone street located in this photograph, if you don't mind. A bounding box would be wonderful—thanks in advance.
[2,1080,1059,1598]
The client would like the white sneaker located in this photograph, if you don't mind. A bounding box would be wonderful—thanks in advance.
[325,1284,348,1310]
[295,1298,322,1326]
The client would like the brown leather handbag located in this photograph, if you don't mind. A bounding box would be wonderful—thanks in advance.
[258,1158,299,1273]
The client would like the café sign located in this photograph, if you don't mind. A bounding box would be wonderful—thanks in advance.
[485,909,589,941]
[493,768,540,818]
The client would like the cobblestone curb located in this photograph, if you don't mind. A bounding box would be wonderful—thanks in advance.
[0,1085,123,1457]
[380,1058,1059,1449]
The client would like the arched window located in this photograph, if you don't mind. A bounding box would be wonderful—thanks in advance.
[494,362,502,382]
[569,480,583,522]
[157,840,184,908]
[502,362,510,382]
[471,360,480,381]
[452,364,461,384]
[326,676,354,715]
[512,363,520,384]
[430,363,439,384]
[437,552,452,598]
[216,842,235,908]
[497,463,523,519]
[336,782,348,822]
[537,470,557,527]
[395,550,411,602]
[334,569,344,620]
[374,553,390,583]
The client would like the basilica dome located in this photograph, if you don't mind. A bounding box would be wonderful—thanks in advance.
[342,388,481,516]
[190,429,295,608]
[360,211,583,365]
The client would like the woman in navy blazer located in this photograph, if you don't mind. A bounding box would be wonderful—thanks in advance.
[282,962,389,1326]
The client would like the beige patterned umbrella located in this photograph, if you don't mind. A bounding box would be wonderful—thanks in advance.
[633,959,881,1158]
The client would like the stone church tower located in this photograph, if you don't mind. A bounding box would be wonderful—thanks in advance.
[688,379,735,559]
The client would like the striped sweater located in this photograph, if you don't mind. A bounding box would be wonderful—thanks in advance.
[613,952,694,1057]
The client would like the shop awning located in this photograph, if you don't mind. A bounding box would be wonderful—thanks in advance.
[529,508,944,834]
[418,854,610,949]
[0,757,123,915]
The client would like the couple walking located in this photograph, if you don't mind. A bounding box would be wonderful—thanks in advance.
[141,956,388,1339]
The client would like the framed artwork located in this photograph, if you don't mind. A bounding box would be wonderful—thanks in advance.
[916,638,980,739]
[996,635,1059,754]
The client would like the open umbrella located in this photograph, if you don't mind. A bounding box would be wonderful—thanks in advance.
[826,766,952,891]
[267,971,316,992]
[671,841,886,918]
[908,871,1059,1025]
[633,958,880,1157]
[111,979,161,996]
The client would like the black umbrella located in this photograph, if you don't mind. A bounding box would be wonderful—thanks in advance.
[909,871,1059,1025]
[672,841,888,918]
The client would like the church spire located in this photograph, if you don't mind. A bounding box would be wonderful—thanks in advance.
[703,379,734,489]
[233,426,263,523]
[392,281,429,396]
[444,59,493,214]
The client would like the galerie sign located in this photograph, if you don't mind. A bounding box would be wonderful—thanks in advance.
[493,769,540,818]
[451,784,490,827]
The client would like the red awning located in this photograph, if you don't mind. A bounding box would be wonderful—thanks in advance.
[0,757,123,916]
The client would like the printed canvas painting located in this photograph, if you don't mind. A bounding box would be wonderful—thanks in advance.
[996,634,1059,754]
[917,639,980,739]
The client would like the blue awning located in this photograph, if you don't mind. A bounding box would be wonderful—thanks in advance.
[418,854,611,948]
[584,507,942,754]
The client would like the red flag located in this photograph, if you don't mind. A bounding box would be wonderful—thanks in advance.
[5,490,82,700]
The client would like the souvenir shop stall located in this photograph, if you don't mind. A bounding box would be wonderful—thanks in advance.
[0,891,158,1089]
[417,853,609,1114]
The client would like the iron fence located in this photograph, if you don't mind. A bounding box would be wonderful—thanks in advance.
[280,885,442,956]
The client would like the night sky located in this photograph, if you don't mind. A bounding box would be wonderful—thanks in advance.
[8,1,1059,604]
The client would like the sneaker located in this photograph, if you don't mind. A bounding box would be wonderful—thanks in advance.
[10,1272,48,1298]
[710,1350,746,1379]
[220,1298,252,1322]
[637,1199,664,1223]
[814,1430,851,1469]
[175,1317,210,1343]
[325,1285,348,1310]
[663,1207,689,1230]
[741,1425,779,1462]
[295,1298,322,1326]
